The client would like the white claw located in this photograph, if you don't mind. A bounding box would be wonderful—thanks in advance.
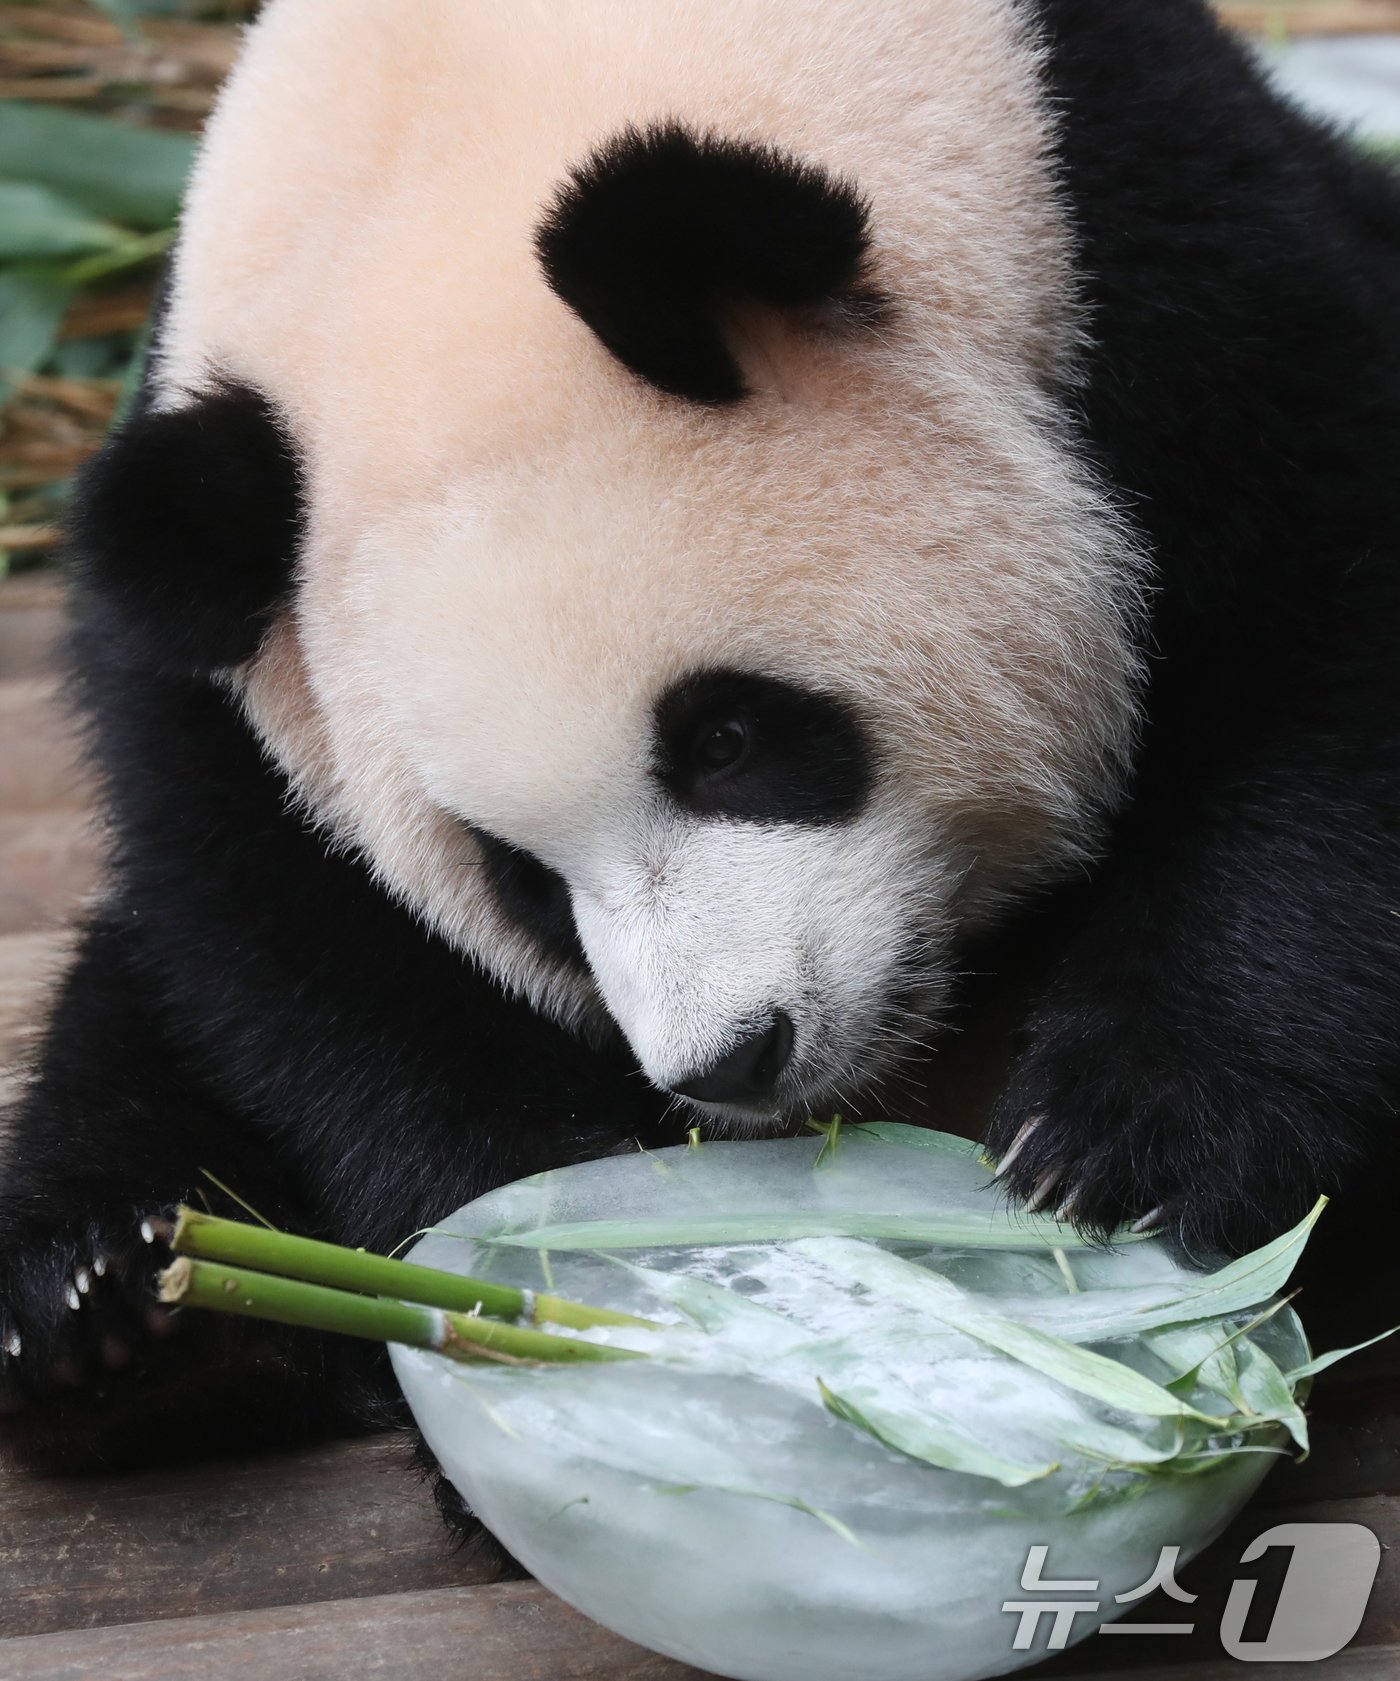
[91,1255,108,1279]
[4,1332,20,1360]
[1024,1166,1063,1214]
[1132,1204,1168,1234]
[1054,1190,1080,1224]
[66,1284,82,1311]
[993,1114,1043,1180]
[74,1267,91,1296]
[140,1219,156,1244]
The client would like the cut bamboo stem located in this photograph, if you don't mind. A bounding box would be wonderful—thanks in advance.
[158,1256,647,1366]
[171,1208,655,1331]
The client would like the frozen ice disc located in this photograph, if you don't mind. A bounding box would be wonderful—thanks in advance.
[393,1127,1301,1681]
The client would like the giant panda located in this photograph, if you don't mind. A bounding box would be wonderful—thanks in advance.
[2,0,1398,1522]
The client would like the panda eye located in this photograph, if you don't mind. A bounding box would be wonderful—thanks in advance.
[691,717,749,776]
[654,670,872,824]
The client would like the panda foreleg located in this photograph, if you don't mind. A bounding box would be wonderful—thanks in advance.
[984,743,1400,1260]
[0,914,341,1471]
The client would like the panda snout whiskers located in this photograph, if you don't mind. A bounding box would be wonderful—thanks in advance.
[659,979,939,1136]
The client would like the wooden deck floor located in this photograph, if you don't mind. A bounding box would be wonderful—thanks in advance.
[1,572,1397,1679]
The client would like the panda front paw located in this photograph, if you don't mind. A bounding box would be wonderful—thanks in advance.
[428,1467,524,1572]
[985,1005,1333,1260]
[0,1208,179,1424]
[0,1203,349,1470]
[409,1432,527,1574]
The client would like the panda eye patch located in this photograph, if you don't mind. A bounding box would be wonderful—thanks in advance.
[464,823,585,967]
[654,670,872,825]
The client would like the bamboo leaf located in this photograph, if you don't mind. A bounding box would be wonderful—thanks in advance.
[1285,1324,1399,1384]
[989,1199,1328,1343]
[1152,1198,1326,1320]
[817,1378,1060,1486]
[486,1209,1145,1253]
[0,271,74,397]
[62,227,174,288]
[1232,1338,1309,1452]
[1146,1319,1243,1404]
[0,103,194,229]
[844,1121,991,1161]
[792,1239,1226,1423]
[1152,1440,1291,1477]
[0,184,127,260]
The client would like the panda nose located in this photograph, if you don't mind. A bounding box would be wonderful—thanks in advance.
[670,1011,795,1106]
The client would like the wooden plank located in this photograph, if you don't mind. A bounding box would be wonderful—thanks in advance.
[0,1437,504,1639]
[1220,0,1400,31]
[0,809,101,936]
[0,587,65,681]
[1,1421,1394,1653]
[0,678,90,813]
[1,1559,1393,1681]
[1050,1642,1400,1681]
[0,575,64,615]
[0,1580,712,1681]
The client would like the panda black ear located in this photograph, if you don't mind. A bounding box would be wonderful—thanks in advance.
[66,380,302,677]
[534,122,881,405]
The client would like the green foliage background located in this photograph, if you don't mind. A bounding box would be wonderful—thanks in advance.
[0,2,249,572]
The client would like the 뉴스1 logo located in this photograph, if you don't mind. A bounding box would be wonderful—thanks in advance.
[1002,1524,1380,1661]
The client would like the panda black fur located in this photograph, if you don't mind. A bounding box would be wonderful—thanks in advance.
[2,0,1399,1527]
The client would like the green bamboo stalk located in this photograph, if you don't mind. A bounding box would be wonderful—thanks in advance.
[159,1257,646,1366]
[171,1208,654,1331]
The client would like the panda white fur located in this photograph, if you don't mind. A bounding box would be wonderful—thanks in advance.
[2,0,1398,1515]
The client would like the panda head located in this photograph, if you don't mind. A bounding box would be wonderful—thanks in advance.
[74,0,1146,1129]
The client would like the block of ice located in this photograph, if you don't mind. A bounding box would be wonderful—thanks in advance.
[392,1126,1309,1681]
